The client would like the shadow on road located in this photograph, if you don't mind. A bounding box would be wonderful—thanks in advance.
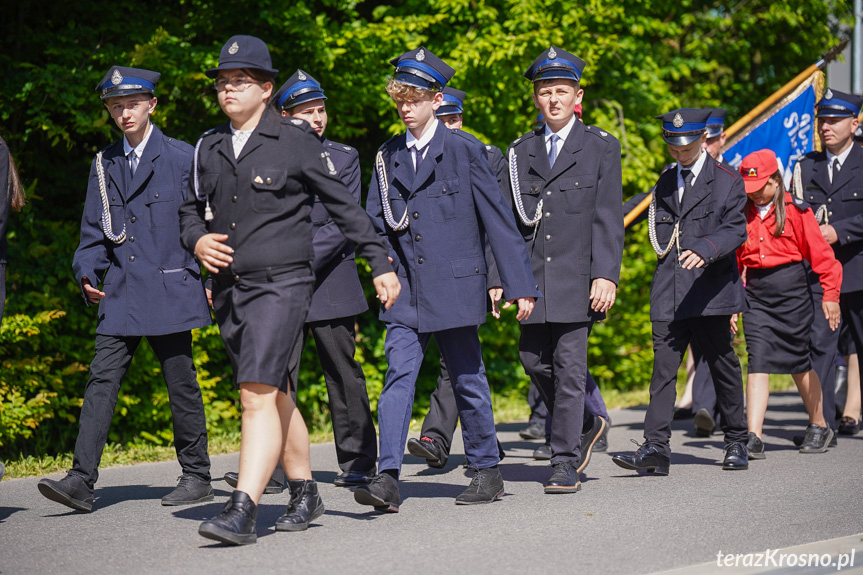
[0,506,26,523]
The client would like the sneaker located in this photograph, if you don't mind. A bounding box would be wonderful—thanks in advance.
[161,474,214,506]
[275,479,325,532]
[37,474,95,512]
[799,424,834,454]
[455,467,504,505]
[746,432,766,460]
[354,473,400,513]
[519,421,546,440]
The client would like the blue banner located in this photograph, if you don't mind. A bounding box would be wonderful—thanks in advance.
[724,79,817,186]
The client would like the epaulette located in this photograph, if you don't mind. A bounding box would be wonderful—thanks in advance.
[164,135,193,154]
[450,129,481,145]
[485,145,492,151]
[584,125,614,140]
[787,195,811,212]
[716,161,740,179]
[325,140,355,156]
[282,117,310,129]
[378,134,400,153]
[510,129,539,149]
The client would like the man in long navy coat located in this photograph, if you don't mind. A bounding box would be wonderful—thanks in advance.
[355,47,539,511]
[37,66,213,512]
[613,108,749,475]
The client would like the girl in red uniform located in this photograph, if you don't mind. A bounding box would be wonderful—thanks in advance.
[735,149,842,457]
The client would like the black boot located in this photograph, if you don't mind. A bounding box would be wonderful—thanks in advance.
[37,473,95,512]
[275,479,325,532]
[199,490,258,545]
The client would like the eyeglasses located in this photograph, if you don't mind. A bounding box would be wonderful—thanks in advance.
[214,75,260,92]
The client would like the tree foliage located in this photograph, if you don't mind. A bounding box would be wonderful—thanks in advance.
[0,0,853,456]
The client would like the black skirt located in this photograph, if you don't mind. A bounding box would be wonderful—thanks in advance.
[213,269,314,392]
[743,262,813,374]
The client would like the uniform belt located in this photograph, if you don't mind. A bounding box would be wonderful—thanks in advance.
[212,264,311,285]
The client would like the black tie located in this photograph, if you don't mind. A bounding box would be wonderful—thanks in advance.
[414,145,426,174]
[129,152,138,178]
[831,157,840,184]
[680,169,693,203]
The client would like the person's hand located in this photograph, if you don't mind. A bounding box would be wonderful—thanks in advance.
[678,249,706,270]
[373,272,401,310]
[729,313,739,335]
[205,288,213,309]
[589,278,617,313]
[489,287,503,319]
[502,297,535,321]
[82,278,105,304]
[823,301,841,331]
[820,224,838,245]
[195,233,232,273]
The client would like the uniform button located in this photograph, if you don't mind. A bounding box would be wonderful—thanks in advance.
[828,198,832,204]
[130,236,136,243]
[129,255,136,262]
[761,254,765,259]
[546,256,552,262]
[233,169,238,176]
[232,195,238,202]
[130,216,137,223]
[418,257,424,264]
[415,234,422,242]
[759,237,763,241]
[829,211,833,217]
[410,193,417,199]
[442,187,447,194]
[545,234,551,240]
[413,212,420,219]
[183,274,188,280]
[234,274,240,281]
[535,284,539,289]
[111,196,116,201]
[475,267,480,273]
[265,177,273,185]
[545,212,551,218]
[809,195,814,200]
[855,193,858,197]
[154,193,159,199]
[546,190,552,196]
[847,236,851,242]
[230,223,236,229]
[341,253,346,259]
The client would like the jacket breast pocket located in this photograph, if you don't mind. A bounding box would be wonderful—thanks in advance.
[251,168,288,213]
[654,212,676,244]
[804,187,827,206]
[145,186,177,228]
[560,176,596,215]
[427,178,460,222]
[840,187,863,203]
[688,204,714,236]
[517,178,544,218]
[106,198,126,236]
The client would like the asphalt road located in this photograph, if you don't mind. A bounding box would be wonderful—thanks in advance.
[2,391,862,575]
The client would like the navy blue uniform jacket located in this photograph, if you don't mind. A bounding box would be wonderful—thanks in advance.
[72,125,211,336]
[306,138,368,323]
[491,122,624,324]
[795,145,863,293]
[650,155,747,321]
[366,122,539,333]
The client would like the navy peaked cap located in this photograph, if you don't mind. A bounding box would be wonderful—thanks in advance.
[524,46,586,83]
[389,46,454,91]
[817,89,862,118]
[274,69,326,110]
[705,108,727,138]
[96,66,159,100]
[436,87,465,116]
[206,35,278,79]
[655,108,711,146]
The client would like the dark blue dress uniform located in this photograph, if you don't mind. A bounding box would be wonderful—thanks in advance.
[365,48,539,478]
[489,47,624,474]
[272,72,377,478]
[68,66,212,491]
[618,108,749,471]
[794,89,863,432]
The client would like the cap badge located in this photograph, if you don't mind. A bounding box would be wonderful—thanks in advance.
[548,47,557,59]
[111,69,123,85]
[228,41,239,55]
[298,71,307,81]
[824,89,833,100]
[416,48,425,62]
[746,167,758,177]
[672,113,684,128]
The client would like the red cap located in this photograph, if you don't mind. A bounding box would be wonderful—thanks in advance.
[739,149,778,194]
[574,103,582,118]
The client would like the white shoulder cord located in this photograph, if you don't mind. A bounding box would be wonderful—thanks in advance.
[792,160,828,224]
[376,150,409,231]
[508,148,542,227]
[193,133,214,221]
[648,195,679,259]
[95,151,127,244]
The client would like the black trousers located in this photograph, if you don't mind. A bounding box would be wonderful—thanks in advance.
[70,332,210,489]
[527,381,548,426]
[690,340,721,426]
[645,316,748,457]
[288,316,377,472]
[809,285,841,430]
[519,322,591,466]
[838,290,863,423]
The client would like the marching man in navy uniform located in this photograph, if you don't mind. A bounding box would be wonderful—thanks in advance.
[793,90,863,443]
[38,66,213,511]
[223,70,378,490]
[356,46,539,511]
[491,46,622,493]
[612,108,750,475]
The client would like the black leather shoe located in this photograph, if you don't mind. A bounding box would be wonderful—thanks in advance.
[161,474,214,506]
[275,479,325,532]
[838,416,860,436]
[746,432,766,460]
[199,490,258,545]
[799,424,834,453]
[544,462,581,494]
[333,469,374,487]
[672,406,693,420]
[722,442,749,470]
[519,421,546,440]
[354,473,400,513]
[611,441,670,475]
[224,471,283,494]
[407,436,448,469]
[593,416,610,453]
[578,416,607,473]
[793,433,838,447]
[533,442,551,460]
[38,474,95,512]
[455,467,504,505]
[693,408,716,437]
